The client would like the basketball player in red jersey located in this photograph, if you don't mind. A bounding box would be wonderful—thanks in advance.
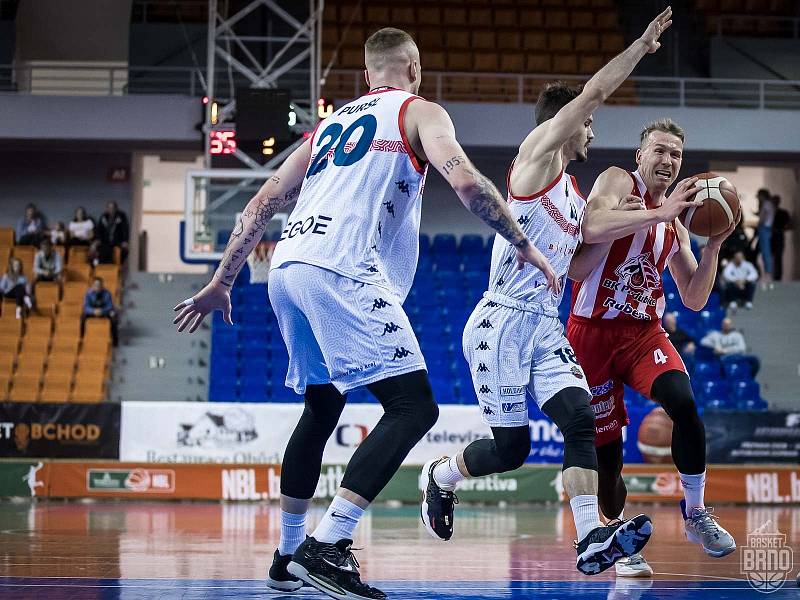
[568,119,738,575]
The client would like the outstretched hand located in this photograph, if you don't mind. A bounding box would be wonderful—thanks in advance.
[172,280,233,333]
[640,6,673,53]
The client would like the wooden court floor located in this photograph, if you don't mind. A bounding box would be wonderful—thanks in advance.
[1,501,798,598]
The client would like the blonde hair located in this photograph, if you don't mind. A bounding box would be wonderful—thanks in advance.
[364,28,417,70]
[640,118,685,146]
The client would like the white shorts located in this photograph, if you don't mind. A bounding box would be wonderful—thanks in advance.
[462,293,590,427]
[268,262,426,394]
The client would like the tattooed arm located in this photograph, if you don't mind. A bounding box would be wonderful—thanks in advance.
[172,139,311,332]
[407,100,560,292]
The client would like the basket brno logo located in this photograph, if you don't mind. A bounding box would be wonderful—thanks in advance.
[740,522,793,593]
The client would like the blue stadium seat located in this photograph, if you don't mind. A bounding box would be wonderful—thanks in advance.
[722,359,752,381]
[418,233,431,254]
[703,292,722,311]
[432,234,457,254]
[692,360,720,381]
[698,379,729,403]
[459,234,485,254]
[737,397,768,411]
[732,380,760,403]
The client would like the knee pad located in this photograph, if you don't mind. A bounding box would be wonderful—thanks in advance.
[542,387,597,471]
[493,426,531,471]
[595,437,624,477]
[651,371,698,425]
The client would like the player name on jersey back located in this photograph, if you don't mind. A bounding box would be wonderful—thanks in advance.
[270,88,427,302]
[570,170,679,323]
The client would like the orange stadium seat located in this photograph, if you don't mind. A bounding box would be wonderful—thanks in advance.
[519,9,544,28]
[523,31,547,51]
[445,29,470,49]
[579,54,605,74]
[0,376,9,401]
[526,53,552,73]
[596,12,619,31]
[12,246,35,277]
[322,26,338,47]
[417,6,440,26]
[51,334,80,354]
[471,30,496,50]
[66,245,89,265]
[548,32,574,52]
[26,315,53,337]
[390,6,415,25]
[601,33,625,53]
[571,10,595,29]
[553,54,579,74]
[417,27,443,50]
[473,52,499,71]
[544,10,569,28]
[442,7,467,26]
[40,382,71,403]
[0,335,20,357]
[468,8,492,26]
[9,384,39,403]
[47,351,77,374]
[500,53,525,73]
[364,4,389,24]
[497,30,521,50]
[64,262,91,282]
[35,282,60,316]
[446,52,472,71]
[0,227,14,247]
[20,335,50,356]
[494,8,517,27]
[337,2,362,23]
[575,33,600,52]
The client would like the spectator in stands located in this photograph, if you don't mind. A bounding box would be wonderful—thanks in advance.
[0,257,33,319]
[96,201,129,264]
[81,276,119,346]
[700,317,760,377]
[49,221,68,246]
[721,251,758,310]
[33,239,63,284]
[68,207,94,246]
[15,204,44,245]
[663,311,695,361]
[719,220,750,264]
[771,195,792,282]
[754,188,775,283]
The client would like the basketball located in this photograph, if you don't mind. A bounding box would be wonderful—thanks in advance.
[679,172,741,237]
[637,407,674,463]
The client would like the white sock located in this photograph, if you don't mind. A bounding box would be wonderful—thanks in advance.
[432,456,465,491]
[680,471,706,512]
[311,495,364,544]
[277,510,306,557]
[570,494,604,541]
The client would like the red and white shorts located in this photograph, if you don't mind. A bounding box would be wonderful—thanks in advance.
[566,317,687,447]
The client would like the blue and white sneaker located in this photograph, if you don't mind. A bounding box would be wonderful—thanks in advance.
[680,500,736,557]
[574,515,653,575]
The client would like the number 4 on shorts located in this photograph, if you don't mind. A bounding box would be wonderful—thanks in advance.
[653,348,668,365]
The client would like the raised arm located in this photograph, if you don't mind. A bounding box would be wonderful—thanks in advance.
[172,139,312,332]
[520,7,672,158]
[408,99,560,292]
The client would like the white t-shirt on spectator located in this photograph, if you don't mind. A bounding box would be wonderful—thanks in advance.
[700,330,747,355]
[722,261,758,284]
[69,219,94,240]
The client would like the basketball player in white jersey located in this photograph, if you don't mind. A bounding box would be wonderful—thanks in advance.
[419,8,673,577]
[567,118,737,570]
[173,28,555,600]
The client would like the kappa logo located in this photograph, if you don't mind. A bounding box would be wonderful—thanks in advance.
[484,300,499,308]
[476,363,490,373]
[477,319,493,329]
[614,252,661,292]
[392,347,413,360]
[502,255,514,266]
[483,406,494,416]
[502,401,527,413]
[517,214,531,225]
[367,265,379,273]
[381,322,402,335]
[395,180,410,197]
[479,385,492,394]
[383,200,396,216]
[500,385,525,396]
[371,298,392,311]
[476,341,491,350]
[496,277,505,286]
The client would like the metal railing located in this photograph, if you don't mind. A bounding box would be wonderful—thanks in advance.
[716,15,800,38]
[325,70,800,110]
[1,64,799,110]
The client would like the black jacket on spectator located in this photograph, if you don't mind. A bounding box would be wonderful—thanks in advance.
[96,210,129,246]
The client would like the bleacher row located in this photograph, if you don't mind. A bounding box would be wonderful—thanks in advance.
[209,233,765,411]
[0,227,121,403]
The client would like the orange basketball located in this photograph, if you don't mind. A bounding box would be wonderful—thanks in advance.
[636,407,673,464]
[679,172,740,237]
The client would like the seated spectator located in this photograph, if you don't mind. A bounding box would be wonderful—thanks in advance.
[0,258,33,319]
[721,251,757,310]
[700,317,759,377]
[663,311,695,359]
[719,221,750,264]
[49,221,68,246]
[68,207,95,246]
[81,277,119,346]
[96,201,129,264]
[15,203,44,245]
[33,239,63,284]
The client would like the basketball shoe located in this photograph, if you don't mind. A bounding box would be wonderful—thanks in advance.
[574,515,653,575]
[614,552,654,577]
[419,457,459,541]
[266,549,303,591]
[287,536,386,600]
[680,500,736,557]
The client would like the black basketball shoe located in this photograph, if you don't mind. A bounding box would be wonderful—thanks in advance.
[420,457,459,541]
[266,549,303,592]
[287,536,386,600]
[574,515,653,575]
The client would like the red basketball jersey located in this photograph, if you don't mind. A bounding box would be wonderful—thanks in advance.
[570,170,680,323]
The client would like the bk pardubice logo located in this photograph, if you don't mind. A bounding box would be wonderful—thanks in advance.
[614,252,660,292]
[177,408,257,448]
[740,521,793,593]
